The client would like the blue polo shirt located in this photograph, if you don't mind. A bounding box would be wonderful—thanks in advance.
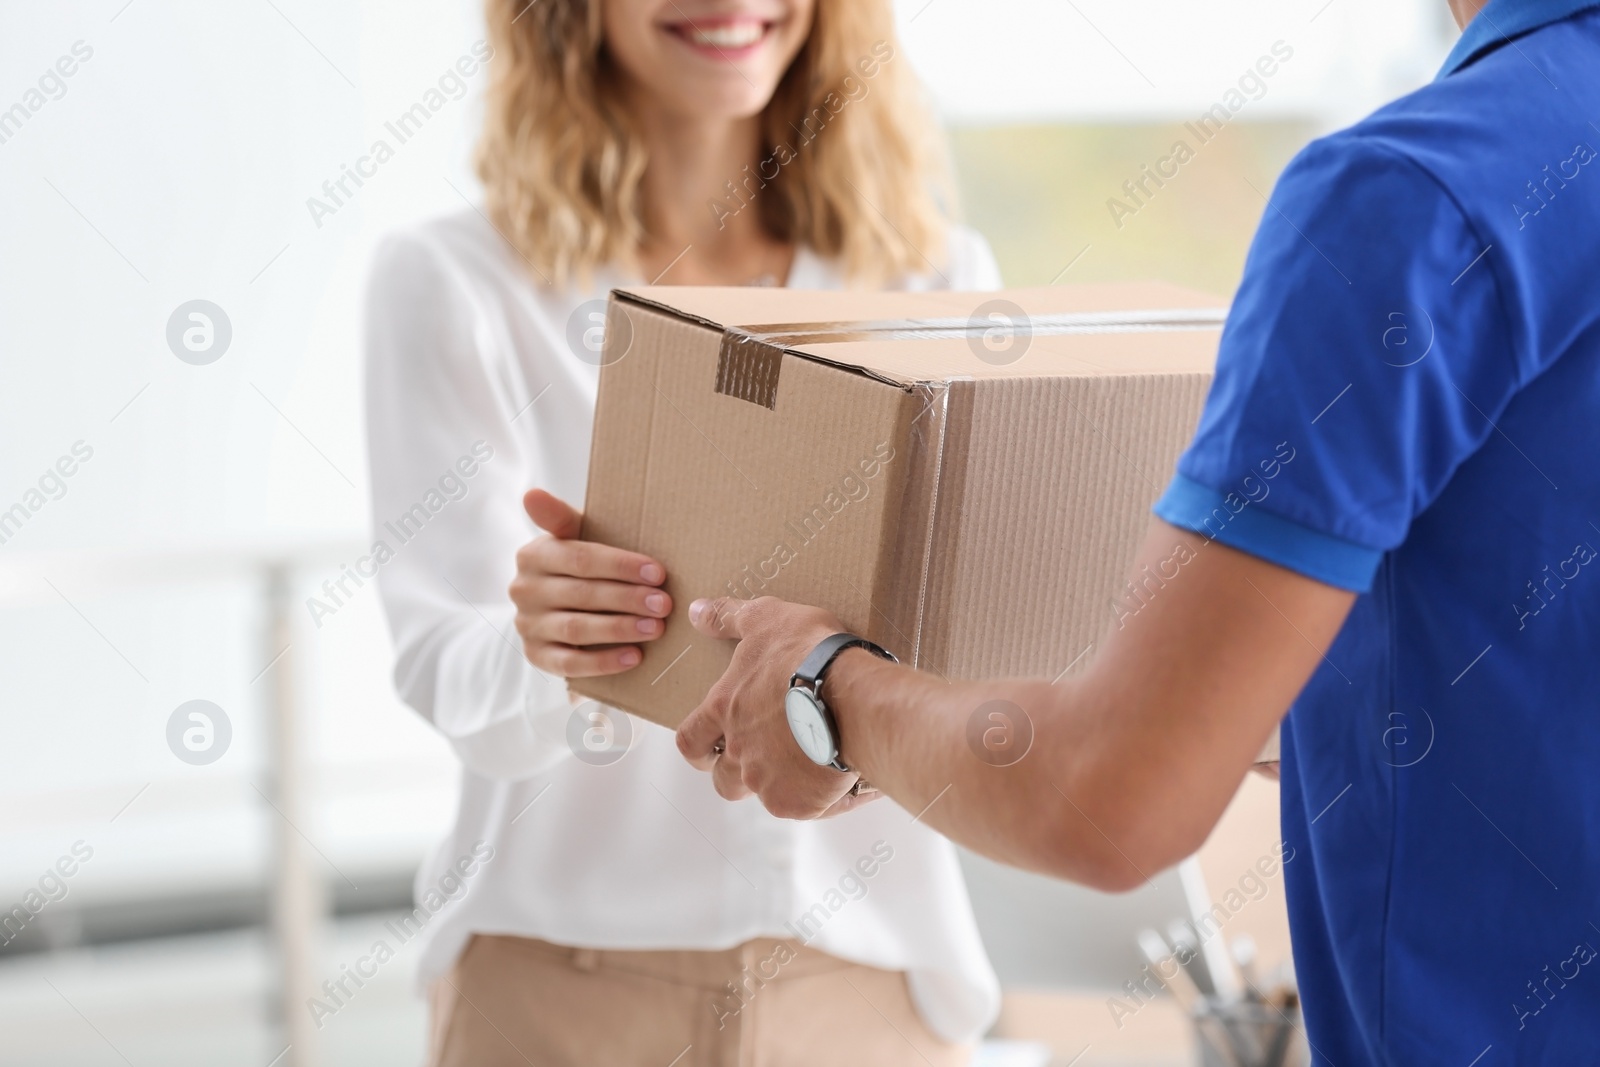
[1154,2,1600,1062]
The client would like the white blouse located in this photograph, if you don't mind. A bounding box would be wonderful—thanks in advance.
[362,210,1004,1043]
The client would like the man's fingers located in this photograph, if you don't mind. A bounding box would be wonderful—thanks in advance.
[819,788,882,819]
[711,753,750,801]
[689,597,747,640]
[676,702,726,768]
[523,489,584,540]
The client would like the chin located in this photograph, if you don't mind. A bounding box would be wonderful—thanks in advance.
[644,63,786,120]
[694,83,784,119]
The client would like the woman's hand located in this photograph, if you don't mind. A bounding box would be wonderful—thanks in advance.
[510,489,671,677]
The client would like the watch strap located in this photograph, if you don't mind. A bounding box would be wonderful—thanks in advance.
[791,633,895,782]
[791,632,897,689]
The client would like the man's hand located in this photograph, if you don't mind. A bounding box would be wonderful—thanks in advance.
[509,489,672,676]
[677,596,875,819]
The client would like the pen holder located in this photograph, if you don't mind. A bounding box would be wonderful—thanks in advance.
[1191,997,1306,1067]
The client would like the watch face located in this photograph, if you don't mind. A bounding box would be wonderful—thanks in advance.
[785,687,837,766]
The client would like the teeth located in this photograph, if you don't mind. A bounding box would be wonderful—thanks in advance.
[689,22,765,48]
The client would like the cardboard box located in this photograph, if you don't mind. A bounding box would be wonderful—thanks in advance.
[573,283,1226,729]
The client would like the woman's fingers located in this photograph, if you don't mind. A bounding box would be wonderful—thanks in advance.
[509,497,670,680]
[522,489,584,539]
[519,536,665,586]
[528,610,665,647]
[524,641,643,678]
[516,575,671,618]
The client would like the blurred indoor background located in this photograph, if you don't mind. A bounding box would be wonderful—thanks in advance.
[0,1,1454,1063]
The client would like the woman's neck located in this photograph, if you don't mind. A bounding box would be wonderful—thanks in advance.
[629,95,793,286]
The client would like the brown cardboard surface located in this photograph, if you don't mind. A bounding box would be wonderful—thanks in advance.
[573,285,1224,728]
[916,371,1213,683]
[579,300,910,720]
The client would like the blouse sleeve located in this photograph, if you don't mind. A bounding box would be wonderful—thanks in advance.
[362,229,574,781]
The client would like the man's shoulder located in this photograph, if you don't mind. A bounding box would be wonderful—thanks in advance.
[1251,12,1600,386]
[1320,11,1600,224]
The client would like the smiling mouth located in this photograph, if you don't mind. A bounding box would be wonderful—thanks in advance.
[662,17,776,56]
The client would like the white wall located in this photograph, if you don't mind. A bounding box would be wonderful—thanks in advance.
[896,0,1454,126]
[0,0,1456,898]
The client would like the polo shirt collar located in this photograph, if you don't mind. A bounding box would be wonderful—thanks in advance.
[1438,0,1600,77]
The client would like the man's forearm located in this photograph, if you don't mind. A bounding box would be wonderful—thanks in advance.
[827,651,1153,890]
[680,521,1350,885]
[813,523,1353,888]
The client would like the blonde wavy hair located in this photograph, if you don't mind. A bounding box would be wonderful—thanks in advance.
[475,0,954,287]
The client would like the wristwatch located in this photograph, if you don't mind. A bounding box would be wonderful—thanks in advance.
[785,633,896,794]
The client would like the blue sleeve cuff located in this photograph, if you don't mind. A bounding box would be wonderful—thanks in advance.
[1153,475,1383,593]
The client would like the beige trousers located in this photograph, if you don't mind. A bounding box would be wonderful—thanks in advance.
[427,934,973,1067]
